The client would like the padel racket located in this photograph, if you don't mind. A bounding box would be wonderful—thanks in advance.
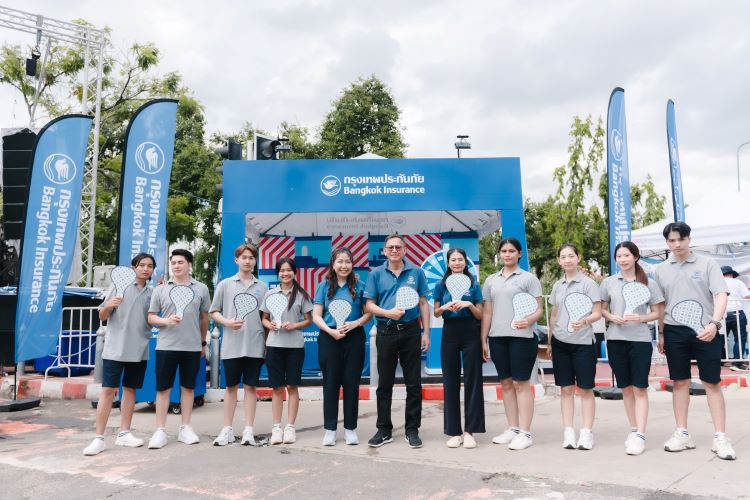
[622,281,651,314]
[111,266,136,298]
[395,286,419,310]
[511,292,538,329]
[265,293,289,331]
[564,292,593,333]
[445,274,471,302]
[233,292,258,320]
[169,285,195,320]
[672,299,704,334]
[329,299,353,329]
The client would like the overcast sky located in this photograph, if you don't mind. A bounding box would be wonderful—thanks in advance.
[2,1,749,207]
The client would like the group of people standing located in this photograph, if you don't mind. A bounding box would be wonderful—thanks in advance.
[84,222,737,461]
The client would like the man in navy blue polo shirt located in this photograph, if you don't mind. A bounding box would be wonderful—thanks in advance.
[365,234,430,448]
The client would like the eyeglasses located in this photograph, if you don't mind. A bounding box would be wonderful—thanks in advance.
[384,245,404,251]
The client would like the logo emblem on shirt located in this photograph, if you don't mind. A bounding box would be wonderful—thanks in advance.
[691,271,702,281]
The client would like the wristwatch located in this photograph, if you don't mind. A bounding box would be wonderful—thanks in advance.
[201,340,208,347]
[708,320,722,332]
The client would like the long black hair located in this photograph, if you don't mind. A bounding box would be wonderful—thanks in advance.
[440,247,475,286]
[614,241,648,285]
[325,247,359,300]
[275,257,310,310]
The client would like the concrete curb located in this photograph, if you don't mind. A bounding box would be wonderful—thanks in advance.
[3,374,748,401]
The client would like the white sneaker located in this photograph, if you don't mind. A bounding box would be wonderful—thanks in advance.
[712,436,736,460]
[240,427,255,446]
[270,425,283,445]
[492,428,519,444]
[664,430,695,452]
[344,429,359,445]
[446,435,463,448]
[213,426,235,446]
[148,428,168,449]
[178,425,200,445]
[322,429,336,446]
[83,437,106,456]
[508,432,533,451]
[625,431,637,447]
[463,433,477,449]
[115,431,144,448]
[562,428,576,449]
[283,425,296,444]
[577,430,594,450]
[626,436,646,456]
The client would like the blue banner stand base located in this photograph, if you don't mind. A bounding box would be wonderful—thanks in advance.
[0,396,41,412]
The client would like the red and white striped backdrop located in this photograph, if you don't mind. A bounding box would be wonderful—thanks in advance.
[259,236,295,269]
[331,235,369,267]
[296,267,329,298]
[404,234,442,266]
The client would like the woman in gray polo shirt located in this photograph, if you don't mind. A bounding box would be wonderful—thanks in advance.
[600,241,664,456]
[260,257,313,445]
[481,238,543,451]
[548,243,602,451]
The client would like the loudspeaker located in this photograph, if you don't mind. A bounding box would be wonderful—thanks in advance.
[2,130,36,240]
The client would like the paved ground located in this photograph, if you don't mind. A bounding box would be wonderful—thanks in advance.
[1,388,748,499]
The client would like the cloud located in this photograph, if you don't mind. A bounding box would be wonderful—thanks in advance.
[1,0,749,206]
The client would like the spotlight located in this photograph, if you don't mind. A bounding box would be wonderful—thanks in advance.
[454,134,471,158]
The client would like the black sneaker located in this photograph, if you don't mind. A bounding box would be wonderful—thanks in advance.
[368,430,393,448]
[405,430,422,449]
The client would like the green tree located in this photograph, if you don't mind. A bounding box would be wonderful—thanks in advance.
[478,230,501,283]
[524,197,557,281]
[630,174,667,229]
[547,115,606,270]
[318,75,407,159]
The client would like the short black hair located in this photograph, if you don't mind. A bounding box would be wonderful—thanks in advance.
[131,253,156,267]
[170,248,193,263]
[662,221,691,239]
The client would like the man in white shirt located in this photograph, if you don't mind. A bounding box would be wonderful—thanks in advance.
[721,266,749,371]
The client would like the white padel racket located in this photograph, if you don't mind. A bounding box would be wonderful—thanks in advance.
[511,292,538,330]
[672,299,704,334]
[329,299,353,329]
[445,274,471,302]
[111,266,136,298]
[564,292,593,333]
[233,292,258,320]
[169,285,195,320]
[395,286,419,310]
[622,281,651,315]
[265,293,289,332]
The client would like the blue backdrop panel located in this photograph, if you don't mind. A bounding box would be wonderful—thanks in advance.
[219,158,527,378]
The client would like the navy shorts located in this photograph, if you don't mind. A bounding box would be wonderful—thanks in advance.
[223,356,264,387]
[102,359,147,389]
[155,350,201,391]
[663,324,721,384]
[489,336,538,381]
[551,336,597,389]
[606,339,652,389]
[265,346,305,388]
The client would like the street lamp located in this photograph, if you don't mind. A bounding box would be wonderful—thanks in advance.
[454,134,471,158]
[737,141,750,192]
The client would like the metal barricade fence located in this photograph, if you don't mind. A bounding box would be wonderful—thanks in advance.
[43,306,100,379]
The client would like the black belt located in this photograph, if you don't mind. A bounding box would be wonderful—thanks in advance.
[377,319,421,332]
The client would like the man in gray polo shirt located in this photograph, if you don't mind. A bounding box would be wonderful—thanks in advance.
[84,253,155,456]
[654,222,735,460]
[147,248,210,449]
